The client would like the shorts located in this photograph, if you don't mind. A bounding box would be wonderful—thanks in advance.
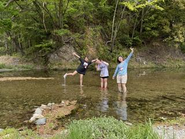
[76,69,86,75]
[117,75,127,83]
[101,76,109,79]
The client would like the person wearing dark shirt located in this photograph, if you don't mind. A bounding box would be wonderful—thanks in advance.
[63,52,97,86]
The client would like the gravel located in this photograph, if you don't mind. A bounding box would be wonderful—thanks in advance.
[154,125,185,139]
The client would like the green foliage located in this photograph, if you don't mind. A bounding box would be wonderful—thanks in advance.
[180,42,185,53]
[127,122,159,139]
[0,63,8,69]
[66,117,160,139]
[121,0,164,11]
[0,0,185,67]
[0,128,42,139]
[54,29,70,36]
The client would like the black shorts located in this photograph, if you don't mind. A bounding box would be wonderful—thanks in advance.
[76,68,86,75]
[77,70,86,75]
[101,76,109,79]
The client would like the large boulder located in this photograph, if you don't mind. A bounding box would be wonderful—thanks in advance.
[49,44,76,64]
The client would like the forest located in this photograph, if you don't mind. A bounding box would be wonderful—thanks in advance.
[0,0,185,66]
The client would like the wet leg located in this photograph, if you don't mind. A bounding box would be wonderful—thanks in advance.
[104,78,108,89]
[122,83,127,100]
[118,83,122,92]
[80,74,83,86]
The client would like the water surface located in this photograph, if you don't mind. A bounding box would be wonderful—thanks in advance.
[0,69,185,128]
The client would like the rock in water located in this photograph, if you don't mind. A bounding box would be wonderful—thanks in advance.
[0,128,3,132]
[35,118,46,125]
[47,103,52,107]
[34,108,42,115]
[40,104,47,110]
[29,114,44,122]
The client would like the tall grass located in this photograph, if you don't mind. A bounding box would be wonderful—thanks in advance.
[0,63,14,69]
[0,117,161,139]
[66,117,160,139]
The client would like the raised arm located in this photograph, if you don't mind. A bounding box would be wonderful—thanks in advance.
[102,61,109,66]
[125,48,134,63]
[73,52,80,59]
[91,58,98,63]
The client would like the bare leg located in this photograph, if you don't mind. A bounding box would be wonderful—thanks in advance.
[122,83,127,99]
[101,78,104,88]
[104,78,108,89]
[79,74,83,86]
[66,71,78,76]
[118,83,122,92]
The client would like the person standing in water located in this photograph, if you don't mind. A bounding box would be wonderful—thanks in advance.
[95,59,109,89]
[63,52,97,86]
[112,48,134,99]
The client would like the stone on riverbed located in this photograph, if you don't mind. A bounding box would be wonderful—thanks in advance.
[154,125,185,139]
[47,103,55,107]
[29,114,44,122]
[40,104,47,109]
[35,118,46,125]
[33,100,77,135]
[34,108,43,115]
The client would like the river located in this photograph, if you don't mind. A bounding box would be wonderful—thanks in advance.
[0,68,185,128]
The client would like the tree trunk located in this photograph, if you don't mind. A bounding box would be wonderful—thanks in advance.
[132,14,139,39]
[110,0,120,52]
[140,8,144,35]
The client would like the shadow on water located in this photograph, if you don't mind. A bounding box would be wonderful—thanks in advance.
[0,68,185,128]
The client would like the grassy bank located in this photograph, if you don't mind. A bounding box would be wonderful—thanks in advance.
[1,45,185,70]
[0,55,36,71]
[1,117,184,139]
[0,117,160,139]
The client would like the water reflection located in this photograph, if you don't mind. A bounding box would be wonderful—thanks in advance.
[1,69,185,128]
[79,86,86,97]
[114,93,127,121]
[98,89,109,112]
[138,71,146,77]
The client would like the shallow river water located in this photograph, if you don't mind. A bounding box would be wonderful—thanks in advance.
[0,68,185,128]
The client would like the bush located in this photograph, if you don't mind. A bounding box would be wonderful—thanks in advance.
[0,63,13,69]
[180,42,185,53]
[66,117,160,139]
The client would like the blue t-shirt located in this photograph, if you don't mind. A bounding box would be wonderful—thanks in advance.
[97,62,109,77]
[113,52,133,77]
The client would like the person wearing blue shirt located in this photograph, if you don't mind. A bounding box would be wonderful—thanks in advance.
[112,48,134,99]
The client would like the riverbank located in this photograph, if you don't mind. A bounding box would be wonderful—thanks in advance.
[0,53,185,71]
[0,45,185,71]
[0,55,35,71]
[0,116,185,139]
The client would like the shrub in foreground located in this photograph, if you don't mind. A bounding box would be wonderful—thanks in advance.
[66,117,160,139]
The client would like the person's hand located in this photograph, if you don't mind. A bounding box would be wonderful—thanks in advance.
[72,52,76,55]
[112,76,115,80]
[130,47,134,52]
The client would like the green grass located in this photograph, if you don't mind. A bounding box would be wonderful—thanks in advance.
[0,63,13,69]
[66,117,160,139]
[0,128,65,139]
[0,128,41,139]
[0,117,162,139]
[0,63,34,70]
